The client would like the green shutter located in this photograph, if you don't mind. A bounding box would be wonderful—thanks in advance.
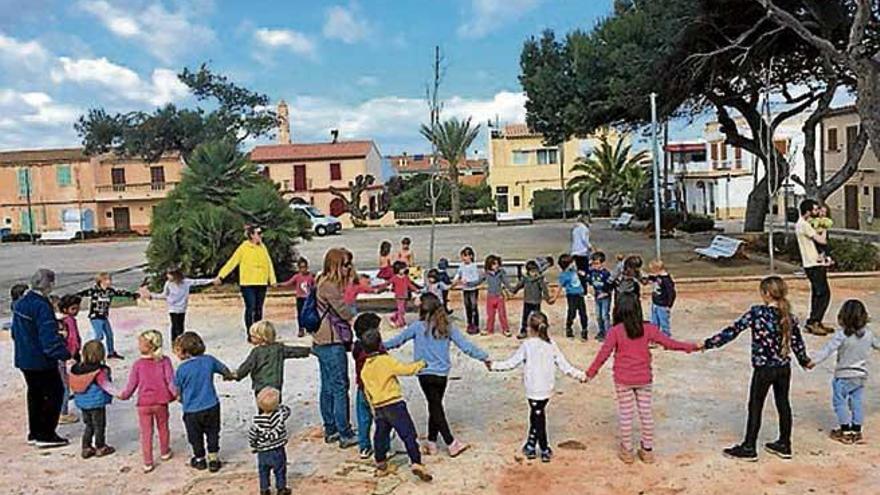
[56,164,72,187]
[20,211,32,233]
[17,168,31,196]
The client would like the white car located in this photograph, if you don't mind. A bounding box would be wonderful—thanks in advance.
[291,204,342,236]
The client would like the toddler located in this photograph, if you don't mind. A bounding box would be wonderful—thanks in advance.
[586,293,698,464]
[249,387,292,495]
[809,204,834,265]
[555,254,588,339]
[118,329,177,472]
[587,252,612,340]
[646,259,676,337]
[276,257,315,337]
[389,261,420,328]
[435,258,453,314]
[809,299,879,444]
[234,321,311,398]
[397,236,415,266]
[452,246,481,334]
[173,331,234,472]
[148,267,214,342]
[58,294,83,425]
[69,340,117,458]
[511,260,553,339]
[345,273,387,315]
[490,311,585,462]
[76,272,140,359]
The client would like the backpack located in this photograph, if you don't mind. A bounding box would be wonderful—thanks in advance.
[299,287,322,333]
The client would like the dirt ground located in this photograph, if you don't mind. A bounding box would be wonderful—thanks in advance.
[1,277,878,495]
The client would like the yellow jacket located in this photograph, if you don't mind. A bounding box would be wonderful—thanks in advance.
[218,241,276,286]
[361,354,425,409]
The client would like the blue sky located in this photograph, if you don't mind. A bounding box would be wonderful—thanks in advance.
[0,0,616,154]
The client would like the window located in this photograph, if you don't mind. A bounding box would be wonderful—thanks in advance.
[20,211,32,232]
[846,125,859,157]
[259,166,270,179]
[330,162,342,181]
[827,127,839,151]
[511,151,529,165]
[513,196,521,207]
[56,164,72,187]
[864,186,870,195]
[17,168,31,196]
[293,164,307,191]
[710,142,719,162]
[111,168,126,192]
[537,149,558,165]
[734,147,742,169]
[150,166,165,190]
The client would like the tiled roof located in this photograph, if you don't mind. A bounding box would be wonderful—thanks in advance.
[0,148,87,164]
[251,141,375,162]
[502,123,539,137]
[388,153,487,173]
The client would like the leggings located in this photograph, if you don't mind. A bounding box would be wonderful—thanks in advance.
[615,383,654,450]
[138,404,170,464]
[463,290,479,330]
[392,298,407,327]
[169,313,186,343]
[527,399,549,450]
[485,294,509,333]
[744,366,791,448]
[418,374,454,445]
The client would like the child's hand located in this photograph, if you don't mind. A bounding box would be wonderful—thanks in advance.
[805,360,815,370]
[212,277,222,286]
[580,375,590,383]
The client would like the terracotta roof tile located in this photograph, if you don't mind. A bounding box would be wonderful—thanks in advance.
[0,148,87,164]
[388,154,487,173]
[251,141,375,162]
[502,123,539,137]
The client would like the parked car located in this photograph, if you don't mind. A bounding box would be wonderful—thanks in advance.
[291,204,342,236]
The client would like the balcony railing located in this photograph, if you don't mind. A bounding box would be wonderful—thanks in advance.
[96,181,178,200]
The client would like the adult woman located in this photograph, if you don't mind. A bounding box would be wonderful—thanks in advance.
[12,269,72,448]
[313,248,357,448]
[214,225,276,334]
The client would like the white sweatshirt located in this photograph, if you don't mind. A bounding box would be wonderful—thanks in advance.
[151,278,213,313]
[491,337,585,400]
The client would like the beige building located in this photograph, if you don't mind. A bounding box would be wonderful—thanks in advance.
[820,106,879,231]
[0,148,184,235]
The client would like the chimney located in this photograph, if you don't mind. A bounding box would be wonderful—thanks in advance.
[330,129,339,144]
[277,100,291,145]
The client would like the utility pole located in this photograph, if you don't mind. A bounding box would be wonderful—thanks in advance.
[24,167,34,244]
[650,93,662,260]
[559,142,566,220]
[426,45,443,268]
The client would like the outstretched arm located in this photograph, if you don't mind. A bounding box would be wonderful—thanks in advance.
[650,326,699,353]
[703,310,753,350]
[490,344,526,372]
[586,329,616,379]
[553,342,586,381]
[450,328,489,362]
[384,323,416,350]
[810,330,844,367]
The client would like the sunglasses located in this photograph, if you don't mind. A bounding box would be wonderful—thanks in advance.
[343,261,353,268]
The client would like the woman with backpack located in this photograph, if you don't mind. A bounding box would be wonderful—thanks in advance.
[312,248,358,449]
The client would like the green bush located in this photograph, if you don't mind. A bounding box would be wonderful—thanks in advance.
[389,174,492,213]
[678,214,716,233]
[827,237,880,272]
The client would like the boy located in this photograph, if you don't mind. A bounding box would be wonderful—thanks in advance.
[646,259,676,336]
[249,387,292,495]
[452,246,481,334]
[75,272,140,359]
[435,258,453,314]
[587,252,613,340]
[352,313,387,459]
[359,318,432,482]
[511,260,553,339]
[555,254,589,340]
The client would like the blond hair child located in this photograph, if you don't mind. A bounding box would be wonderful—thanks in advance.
[249,387,292,495]
[234,321,311,398]
[75,272,140,359]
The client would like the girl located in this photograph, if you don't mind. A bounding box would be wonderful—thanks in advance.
[385,294,489,458]
[69,340,116,458]
[422,269,451,308]
[490,311,586,462]
[377,241,394,280]
[234,320,311,398]
[481,255,514,337]
[58,294,83,425]
[149,268,214,342]
[76,272,140,359]
[345,273,387,316]
[389,261,420,328]
[276,257,315,338]
[118,330,177,472]
[452,246,481,334]
[173,331,234,472]
[808,299,879,444]
[397,237,415,266]
[586,293,699,464]
[702,276,812,461]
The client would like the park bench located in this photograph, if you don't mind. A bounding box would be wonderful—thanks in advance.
[610,212,634,230]
[496,211,534,226]
[694,235,745,260]
[38,229,78,243]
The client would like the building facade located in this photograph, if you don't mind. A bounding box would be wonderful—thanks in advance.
[388,153,487,187]
[0,149,183,235]
[820,106,879,231]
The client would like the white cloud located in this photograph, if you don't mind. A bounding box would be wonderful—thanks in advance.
[323,3,371,44]
[0,32,50,72]
[457,0,541,39]
[253,28,318,60]
[50,57,188,105]
[78,0,215,63]
[0,89,80,126]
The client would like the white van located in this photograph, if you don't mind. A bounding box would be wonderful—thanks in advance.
[291,204,342,236]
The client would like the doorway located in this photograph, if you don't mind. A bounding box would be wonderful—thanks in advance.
[112,207,131,232]
[844,185,859,229]
[495,186,509,213]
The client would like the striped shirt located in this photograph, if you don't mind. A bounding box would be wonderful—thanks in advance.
[248,405,291,452]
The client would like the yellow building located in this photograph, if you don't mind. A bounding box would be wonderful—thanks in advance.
[0,148,184,235]
[487,124,604,219]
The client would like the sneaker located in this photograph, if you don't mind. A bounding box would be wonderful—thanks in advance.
[502,330,512,337]
[565,329,574,339]
[764,441,792,459]
[142,464,154,473]
[723,444,758,462]
[208,458,222,472]
[297,329,305,338]
[850,432,864,444]
[517,330,527,339]
[94,445,115,457]
[359,447,374,459]
[190,457,207,470]
[374,461,397,477]
[580,333,588,341]
[277,488,292,495]
[260,490,271,495]
[35,436,70,449]
[82,447,96,459]
[339,435,358,449]
[829,428,851,445]
[58,413,79,425]
[540,448,553,463]
[448,439,470,458]
[480,329,489,336]
[596,333,606,342]
[805,322,826,336]
[522,444,537,460]
[618,445,635,464]
[411,463,433,482]
[421,441,438,456]
[324,432,340,444]
[637,446,655,464]
[160,451,173,461]
[107,352,124,360]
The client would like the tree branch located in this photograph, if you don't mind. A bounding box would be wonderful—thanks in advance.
[756,0,846,65]
[848,0,872,54]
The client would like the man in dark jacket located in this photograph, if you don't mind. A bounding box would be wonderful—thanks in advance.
[12,269,71,448]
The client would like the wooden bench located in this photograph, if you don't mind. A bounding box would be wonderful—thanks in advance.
[695,235,745,260]
[610,212,634,230]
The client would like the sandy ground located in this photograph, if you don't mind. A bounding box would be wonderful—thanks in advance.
[1,277,878,495]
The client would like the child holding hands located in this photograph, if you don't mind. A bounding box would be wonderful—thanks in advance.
[234,321,311,399]
[69,340,117,458]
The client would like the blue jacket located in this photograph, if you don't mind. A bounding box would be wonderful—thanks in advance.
[384,321,488,376]
[11,290,71,370]
[70,364,113,410]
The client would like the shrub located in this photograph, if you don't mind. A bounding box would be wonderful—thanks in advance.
[677,214,716,233]
[827,237,880,272]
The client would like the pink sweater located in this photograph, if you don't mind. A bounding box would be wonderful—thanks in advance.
[62,315,81,358]
[587,322,697,386]
[119,356,177,406]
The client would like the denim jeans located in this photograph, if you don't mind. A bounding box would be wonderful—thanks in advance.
[240,285,267,333]
[355,388,373,451]
[257,446,287,492]
[832,377,865,426]
[595,296,611,337]
[313,344,353,439]
[90,318,115,355]
[59,361,70,415]
[650,305,671,336]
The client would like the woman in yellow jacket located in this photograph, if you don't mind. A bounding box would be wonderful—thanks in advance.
[213,225,276,334]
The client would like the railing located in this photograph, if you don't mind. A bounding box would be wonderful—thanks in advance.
[96,181,178,198]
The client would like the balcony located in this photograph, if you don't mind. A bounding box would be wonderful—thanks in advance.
[95,181,178,201]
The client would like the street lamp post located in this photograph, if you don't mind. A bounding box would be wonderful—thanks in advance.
[650,93,662,260]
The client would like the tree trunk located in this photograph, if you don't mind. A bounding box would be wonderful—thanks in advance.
[449,164,461,223]
[854,61,880,160]
[743,178,770,232]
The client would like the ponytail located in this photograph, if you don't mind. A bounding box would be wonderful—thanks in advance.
[528,311,551,343]
[761,276,792,356]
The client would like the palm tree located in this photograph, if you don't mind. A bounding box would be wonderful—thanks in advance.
[420,117,480,223]
[567,133,648,212]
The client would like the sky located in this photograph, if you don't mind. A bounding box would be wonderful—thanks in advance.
[0,0,618,155]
